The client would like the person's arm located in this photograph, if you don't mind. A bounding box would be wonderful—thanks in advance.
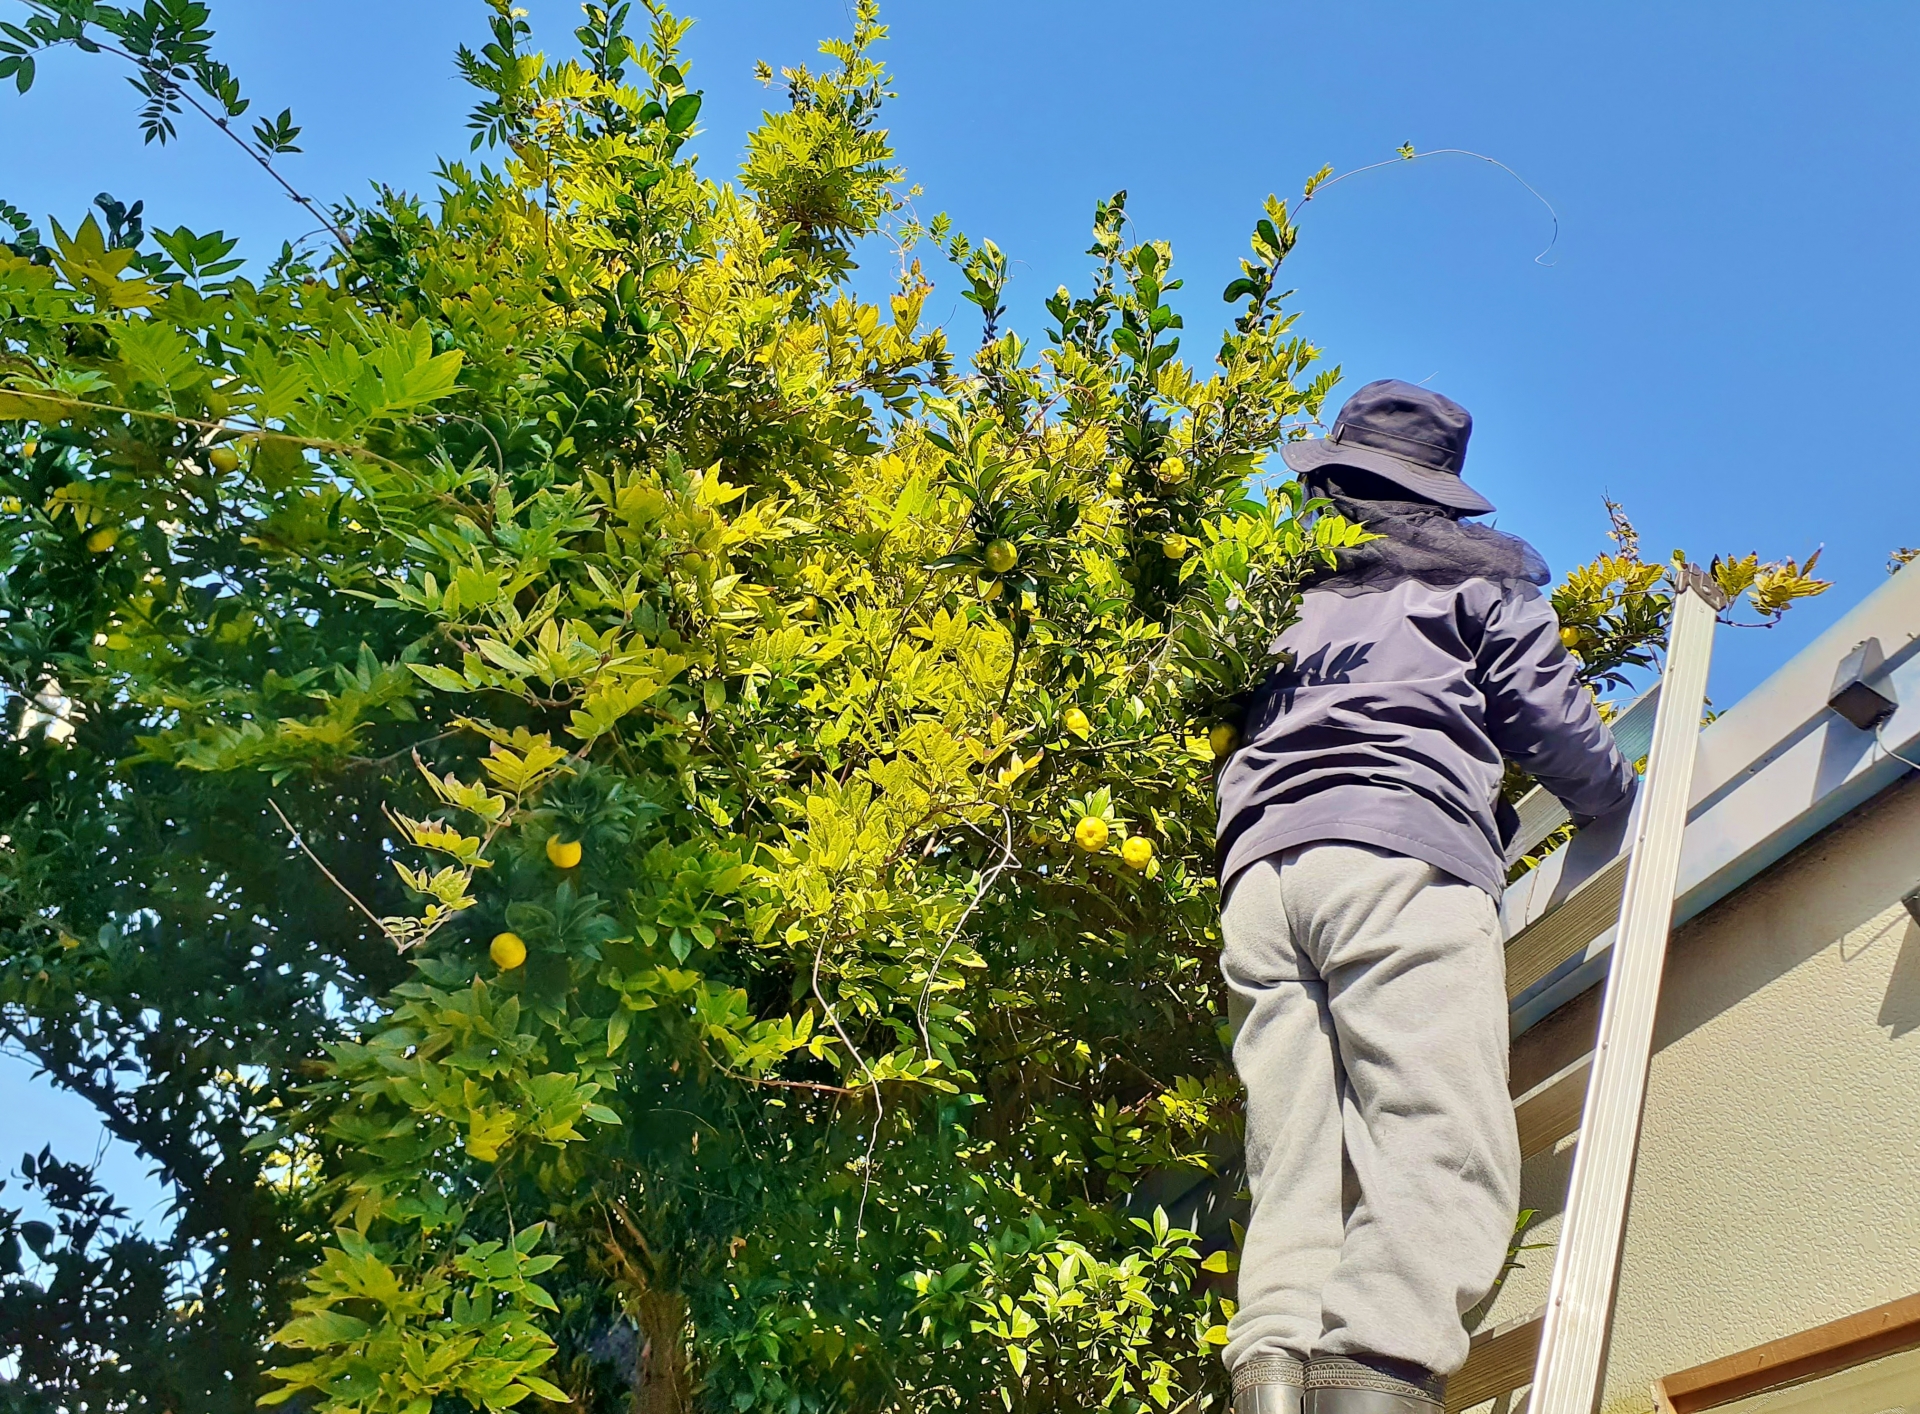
[1479,583,1637,825]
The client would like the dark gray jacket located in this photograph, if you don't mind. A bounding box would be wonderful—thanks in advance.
[1215,575,1636,899]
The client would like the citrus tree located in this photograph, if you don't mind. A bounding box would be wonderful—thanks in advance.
[0,4,1827,1412]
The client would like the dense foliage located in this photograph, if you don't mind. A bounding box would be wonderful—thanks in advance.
[0,3,1828,1411]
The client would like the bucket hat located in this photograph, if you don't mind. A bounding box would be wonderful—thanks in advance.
[1281,379,1495,515]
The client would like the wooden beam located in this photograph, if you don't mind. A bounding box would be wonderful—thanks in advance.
[1504,853,1627,1001]
[1650,1291,1920,1412]
[1513,1055,1590,1161]
[1447,1307,1545,1413]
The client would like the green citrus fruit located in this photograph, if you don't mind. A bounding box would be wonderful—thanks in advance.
[1209,723,1239,760]
[983,539,1019,574]
[86,526,119,553]
[209,446,241,474]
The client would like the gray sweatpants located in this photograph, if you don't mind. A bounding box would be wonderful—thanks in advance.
[1220,842,1520,1378]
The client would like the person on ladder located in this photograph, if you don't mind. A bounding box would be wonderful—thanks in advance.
[1215,380,1637,1414]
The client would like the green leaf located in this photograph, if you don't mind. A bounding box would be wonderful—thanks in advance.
[666,93,701,133]
[408,663,472,693]
[271,1310,372,1347]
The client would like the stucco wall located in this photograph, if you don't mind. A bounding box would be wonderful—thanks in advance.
[1474,771,1920,1412]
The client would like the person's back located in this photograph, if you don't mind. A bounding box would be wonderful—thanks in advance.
[1218,481,1634,901]
[1216,382,1635,1414]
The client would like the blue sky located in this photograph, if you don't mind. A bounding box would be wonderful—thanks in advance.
[3,0,1918,1214]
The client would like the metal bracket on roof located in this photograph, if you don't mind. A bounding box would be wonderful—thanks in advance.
[1828,637,1899,732]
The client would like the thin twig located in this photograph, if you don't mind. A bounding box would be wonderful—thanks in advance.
[267,797,387,934]
[0,392,416,476]
[733,1072,859,1097]
[916,806,1016,1059]
[438,413,509,481]
[183,94,350,248]
[811,932,883,1247]
[1299,147,1561,265]
[349,728,462,773]
[997,629,1023,714]
[705,1048,859,1098]
[843,525,968,780]
[45,34,348,246]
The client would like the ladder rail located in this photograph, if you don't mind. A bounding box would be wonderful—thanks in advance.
[1526,569,1725,1414]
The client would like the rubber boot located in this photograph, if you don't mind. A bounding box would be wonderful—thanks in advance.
[1303,1356,1444,1414]
[1233,1353,1305,1414]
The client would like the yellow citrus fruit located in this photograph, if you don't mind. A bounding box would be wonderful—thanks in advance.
[1560,626,1581,650]
[1062,706,1091,738]
[978,575,1004,601]
[1161,533,1189,560]
[209,446,241,474]
[1209,723,1240,760]
[86,526,120,553]
[1073,816,1110,854]
[1159,454,1188,483]
[1106,470,1125,493]
[21,439,37,458]
[489,931,528,970]
[546,836,583,869]
[983,539,1019,574]
[1121,836,1154,871]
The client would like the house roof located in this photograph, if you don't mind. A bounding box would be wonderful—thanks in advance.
[1504,558,1920,1037]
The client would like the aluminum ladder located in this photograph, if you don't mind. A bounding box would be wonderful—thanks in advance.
[1469,566,1727,1414]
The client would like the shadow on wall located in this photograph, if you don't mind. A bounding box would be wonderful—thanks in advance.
[1656,775,1920,1052]
[1876,913,1920,1039]
[1516,1133,1576,1226]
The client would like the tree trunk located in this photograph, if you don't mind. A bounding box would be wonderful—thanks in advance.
[630,1287,691,1414]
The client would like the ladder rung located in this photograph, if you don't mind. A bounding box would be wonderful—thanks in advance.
[1448,1306,1547,1413]
[1514,1054,1591,1161]
[1506,786,1573,868]
[1505,853,1629,1000]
